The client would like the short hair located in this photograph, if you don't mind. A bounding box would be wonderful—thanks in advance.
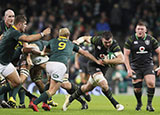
[137,21,147,27]
[101,31,113,40]
[14,15,27,25]
[59,28,70,37]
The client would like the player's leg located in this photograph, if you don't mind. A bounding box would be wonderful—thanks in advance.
[144,68,155,112]
[30,62,66,112]
[30,67,58,107]
[0,75,10,108]
[79,63,91,102]
[18,87,26,108]
[63,76,95,111]
[61,80,88,110]
[94,72,124,111]
[0,63,21,94]
[133,81,143,111]
[8,63,30,108]
[132,68,143,111]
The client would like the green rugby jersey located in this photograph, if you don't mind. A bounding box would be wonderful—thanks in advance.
[0,26,23,65]
[47,37,79,66]
[32,40,48,51]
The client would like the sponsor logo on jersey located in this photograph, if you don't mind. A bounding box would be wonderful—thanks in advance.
[136,46,148,54]
[145,40,150,45]
[134,41,138,44]
[96,68,100,71]
[97,46,101,50]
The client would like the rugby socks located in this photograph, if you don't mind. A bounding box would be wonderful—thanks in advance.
[66,82,78,94]
[102,89,119,108]
[0,94,4,100]
[44,83,49,92]
[34,91,50,105]
[0,82,13,95]
[69,87,84,102]
[18,88,25,104]
[134,90,142,105]
[24,88,37,100]
[147,88,155,105]
[12,84,22,100]
[66,83,86,104]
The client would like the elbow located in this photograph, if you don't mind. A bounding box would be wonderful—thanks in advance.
[118,56,125,64]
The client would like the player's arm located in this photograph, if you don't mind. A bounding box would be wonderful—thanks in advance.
[73,36,92,45]
[78,47,103,66]
[74,53,80,69]
[19,28,51,42]
[124,48,135,77]
[102,51,124,65]
[155,47,160,76]
[0,34,3,40]
[22,44,46,56]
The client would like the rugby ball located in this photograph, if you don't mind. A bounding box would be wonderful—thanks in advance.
[107,52,116,59]
[106,52,116,67]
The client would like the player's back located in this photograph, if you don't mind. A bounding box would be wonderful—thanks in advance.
[47,38,76,66]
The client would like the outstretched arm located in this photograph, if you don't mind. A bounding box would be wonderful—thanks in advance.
[19,28,51,42]
[73,36,92,45]
[78,48,103,66]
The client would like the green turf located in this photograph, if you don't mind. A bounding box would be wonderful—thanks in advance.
[0,94,160,115]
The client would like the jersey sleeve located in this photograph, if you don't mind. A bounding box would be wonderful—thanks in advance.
[73,43,80,52]
[124,36,133,50]
[12,30,23,41]
[46,40,51,49]
[112,40,121,52]
[151,37,159,50]
[91,36,101,45]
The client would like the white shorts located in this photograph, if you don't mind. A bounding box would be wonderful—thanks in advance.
[88,73,106,87]
[31,55,49,65]
[0,63,16,77]
[46,61,67,82]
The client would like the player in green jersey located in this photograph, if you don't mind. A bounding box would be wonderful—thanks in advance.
[0,15,51,103]
[30,28,103,112]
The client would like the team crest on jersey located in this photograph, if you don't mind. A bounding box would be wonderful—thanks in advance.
[97,46,101,50]
[96,68,100,71]
[134,41,138,44]
[145,40,150,45]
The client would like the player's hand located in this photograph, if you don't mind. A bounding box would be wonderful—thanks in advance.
[41,46,48,56]
[42,27,51,36]
[127,69,135,78]
[73,40,80,45]
[74,61,80,69]
[155,67,160,77]
[96,59,105,66]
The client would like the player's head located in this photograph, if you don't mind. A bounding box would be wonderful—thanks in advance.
[101,31,113,48]
[135,21,147,38]
[59,28,70,39]
[14,15,27,32]
[4,9,15,27]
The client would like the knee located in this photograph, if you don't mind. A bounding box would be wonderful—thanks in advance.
[11,80,21,87]
[81,84,91,92]
[147,81,155,88]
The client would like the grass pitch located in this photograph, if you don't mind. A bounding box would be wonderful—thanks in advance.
[0,94,160,115]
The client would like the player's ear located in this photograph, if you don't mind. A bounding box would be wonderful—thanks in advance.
[145,27,147,33]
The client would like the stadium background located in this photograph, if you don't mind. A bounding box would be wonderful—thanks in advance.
[1,0,160,95]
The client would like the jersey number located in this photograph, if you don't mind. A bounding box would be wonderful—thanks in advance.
[58,42,66,50]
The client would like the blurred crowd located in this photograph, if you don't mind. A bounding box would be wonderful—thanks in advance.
[1,0,160,91]
[1,0,160,42]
